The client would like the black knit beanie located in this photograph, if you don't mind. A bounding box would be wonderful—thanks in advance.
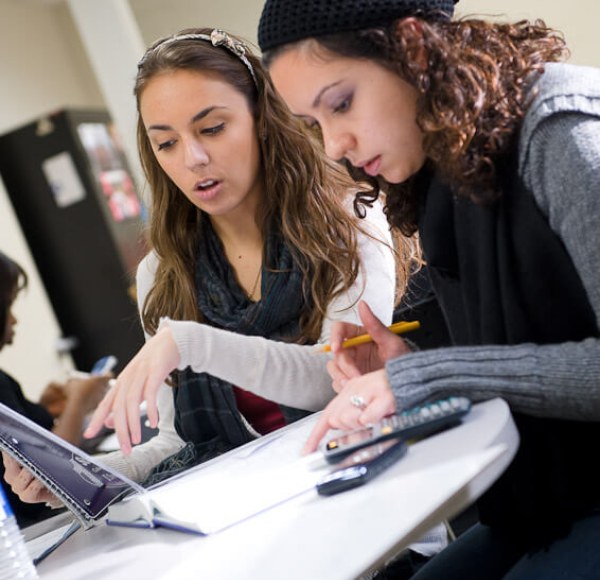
[258,0,458,52]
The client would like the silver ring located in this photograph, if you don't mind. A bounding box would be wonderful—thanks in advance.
[350,394,367,410]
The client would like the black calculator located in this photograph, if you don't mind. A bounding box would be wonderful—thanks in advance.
[322,396,472,464]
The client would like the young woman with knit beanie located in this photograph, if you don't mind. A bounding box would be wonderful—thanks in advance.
[258,1,600,577]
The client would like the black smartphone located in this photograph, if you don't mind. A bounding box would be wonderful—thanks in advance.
[316,437,407,496]
[323,396,472,464]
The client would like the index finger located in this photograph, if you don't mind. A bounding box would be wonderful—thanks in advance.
[302,412,333,455]
[329,321,362,354]
[83,387,116,438]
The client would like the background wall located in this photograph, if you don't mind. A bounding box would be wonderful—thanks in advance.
[0,0,598,399]
[456,1,598,67]
[0,0,105,396]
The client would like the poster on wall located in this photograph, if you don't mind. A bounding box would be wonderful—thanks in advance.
[76,122,142,223]
[42,151,86,208]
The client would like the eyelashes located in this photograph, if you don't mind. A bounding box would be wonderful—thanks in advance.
[332,94,353,114]
[157,140,175,151]
[295,93,353,132]
[154,122,226,152]
[201,122,225,136]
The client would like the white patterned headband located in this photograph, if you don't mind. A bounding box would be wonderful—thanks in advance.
[138,29,258,86]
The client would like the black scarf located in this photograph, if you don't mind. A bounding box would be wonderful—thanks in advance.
[171,220,312,461]
[418,150,600,550]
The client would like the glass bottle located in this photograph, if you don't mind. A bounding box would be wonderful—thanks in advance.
[0,481,38,579]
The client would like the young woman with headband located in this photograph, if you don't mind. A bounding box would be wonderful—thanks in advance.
[77,26,411,476]
[258,1,600,577]
[3,26,398,478]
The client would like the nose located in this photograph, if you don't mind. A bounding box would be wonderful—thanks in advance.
[183,138,209,170]
[321,126,354,162]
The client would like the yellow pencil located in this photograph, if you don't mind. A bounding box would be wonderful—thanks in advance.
[318,320,421,353]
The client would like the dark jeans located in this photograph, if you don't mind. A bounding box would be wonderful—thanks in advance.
[411,512,600,580]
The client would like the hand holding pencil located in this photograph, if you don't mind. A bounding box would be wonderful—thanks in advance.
[318,319,420,352]
[321,301,417,396]
[305,302,415,451]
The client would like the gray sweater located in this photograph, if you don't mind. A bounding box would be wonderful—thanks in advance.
[386,63,600,421]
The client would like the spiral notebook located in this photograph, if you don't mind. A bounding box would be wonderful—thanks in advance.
[0,402,328,534]
[0,402,142,529]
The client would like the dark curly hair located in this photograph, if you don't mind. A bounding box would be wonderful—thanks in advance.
[264,15,568,236]
[0,251,27,348]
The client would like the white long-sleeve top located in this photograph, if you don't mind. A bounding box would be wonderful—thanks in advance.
[99,198,395,482]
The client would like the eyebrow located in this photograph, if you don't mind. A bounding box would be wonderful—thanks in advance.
[146,105,227,131]
[312,81,343,108]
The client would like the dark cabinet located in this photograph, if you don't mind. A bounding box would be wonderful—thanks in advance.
[0,109,147,372]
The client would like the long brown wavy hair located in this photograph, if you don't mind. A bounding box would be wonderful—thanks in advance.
[264,15,568,236]
[135,28,417,341]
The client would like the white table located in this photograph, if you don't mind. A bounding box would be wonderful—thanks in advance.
[30,397,518,580]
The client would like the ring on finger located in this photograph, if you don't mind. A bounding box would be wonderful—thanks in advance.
[350,394,367,410]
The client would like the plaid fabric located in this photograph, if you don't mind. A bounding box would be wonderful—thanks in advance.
[147,220,313,485]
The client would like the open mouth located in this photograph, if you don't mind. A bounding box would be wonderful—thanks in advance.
[192,178,222,200]
[196,179,219,191]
